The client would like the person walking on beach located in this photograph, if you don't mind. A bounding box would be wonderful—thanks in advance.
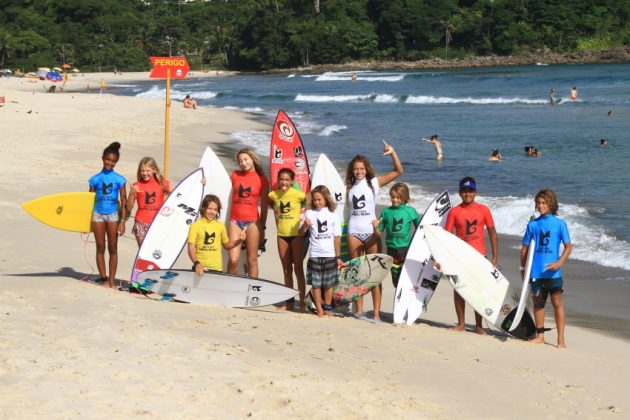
[373,183,420,289]
[422,135,443,160]
[268,168,307,311]
[444,177,498,335]
[520,188,572,348]
[88,142,127,288]
[126,157,172,246]
[227,148,269,278]
[299,186,344,317]
[188,195,246,275]
[345,140,403,321]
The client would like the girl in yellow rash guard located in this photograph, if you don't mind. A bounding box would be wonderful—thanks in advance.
[188,195,246,274]
[268,168,307,311]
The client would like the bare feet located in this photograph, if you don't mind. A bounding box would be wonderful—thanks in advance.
[557,341,567,349]
[448,324,466,332]
[530,334,545,344]
[475,327,488,336]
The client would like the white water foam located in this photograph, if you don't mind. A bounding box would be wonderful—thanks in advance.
[136,85,218,100]
[295,93,373,103]
[406,95,548,105]
[375,183,630,270]
[315,71,404,82]
[318,125,348,136]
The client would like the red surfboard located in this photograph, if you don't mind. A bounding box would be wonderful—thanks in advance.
[269,110,310,193]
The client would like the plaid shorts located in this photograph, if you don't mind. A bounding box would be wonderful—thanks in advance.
[307,257,338,289]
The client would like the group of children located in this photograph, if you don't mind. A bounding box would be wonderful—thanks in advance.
[90,141,572,348]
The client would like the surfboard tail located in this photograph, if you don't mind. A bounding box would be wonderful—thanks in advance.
[501,308,536,340]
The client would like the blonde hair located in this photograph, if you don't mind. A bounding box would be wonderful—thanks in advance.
[309,185,336,212]
[389,182,410,204]
[137,157,168,195]
[236,148,265,178]
[535,188,559,215]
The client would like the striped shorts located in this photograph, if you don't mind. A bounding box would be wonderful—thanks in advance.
[307,257,338,289]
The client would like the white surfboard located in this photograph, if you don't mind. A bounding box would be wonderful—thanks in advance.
[510,239,535,331]
[199,146,231,224]
[130,168,205,283]
[393,190,451,325]
[423,225,536,340]
[310,153,349,259]
[135,269,298,308]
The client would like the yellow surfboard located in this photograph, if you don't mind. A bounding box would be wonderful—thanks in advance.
[21,192,95,232]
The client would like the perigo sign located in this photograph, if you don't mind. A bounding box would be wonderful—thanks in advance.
[149,56,190,79]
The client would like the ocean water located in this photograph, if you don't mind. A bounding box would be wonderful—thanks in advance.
[117,64,630,271]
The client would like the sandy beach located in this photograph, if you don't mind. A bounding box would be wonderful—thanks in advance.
[1,72,628,418]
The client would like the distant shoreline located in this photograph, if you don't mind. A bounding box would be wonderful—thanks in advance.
[262,46,630,74]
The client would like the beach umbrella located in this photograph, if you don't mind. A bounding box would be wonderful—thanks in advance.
[61,64,72,69]
[71,68,80,73]
[37,69,48,79]
[38,67,51,72]
[46,71,63,82]
[53,67,63,73]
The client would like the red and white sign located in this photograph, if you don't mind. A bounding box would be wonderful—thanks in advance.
[149,56,190,79]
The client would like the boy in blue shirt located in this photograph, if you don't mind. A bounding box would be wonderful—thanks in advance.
[520,189,572,348]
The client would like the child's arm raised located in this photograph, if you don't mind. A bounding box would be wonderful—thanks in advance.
[377,140,404,187]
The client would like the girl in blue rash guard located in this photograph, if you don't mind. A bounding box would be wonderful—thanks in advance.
[89,142,127,288]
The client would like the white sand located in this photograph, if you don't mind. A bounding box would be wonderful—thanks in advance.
[1,73,628,418]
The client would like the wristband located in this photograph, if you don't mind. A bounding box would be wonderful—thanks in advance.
[194,261,200,267]
[336,255,341,259]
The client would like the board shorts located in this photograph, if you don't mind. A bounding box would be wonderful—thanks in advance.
[92,212,119,223]
[132,221,151,239]
[307,257,338,289]
[530,277,563,308]
[386,246,409,288]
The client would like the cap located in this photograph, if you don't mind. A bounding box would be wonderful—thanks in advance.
[459,177,477,191]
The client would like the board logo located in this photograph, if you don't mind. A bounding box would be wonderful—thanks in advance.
[501,304,511,315]
[369,254,387,269]
[490,268,500,280]
[277,120,295,142]
[177,203,198,217]
[295,159,306,170]
[181,286,191,294]
[56,205,63,215]
[293,146,303,157]
[152,249,162,259]
[485,307,493,316]
[249,296,260,306]
[249,284,262,292]
[272,146,283,164]
[159,206,174,216]
[435,191,451,217]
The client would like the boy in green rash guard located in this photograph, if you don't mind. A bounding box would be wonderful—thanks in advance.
[373,183,421,288]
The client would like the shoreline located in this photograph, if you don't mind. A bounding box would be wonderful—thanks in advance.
[260,47,630,74]
[2,72,629,417]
